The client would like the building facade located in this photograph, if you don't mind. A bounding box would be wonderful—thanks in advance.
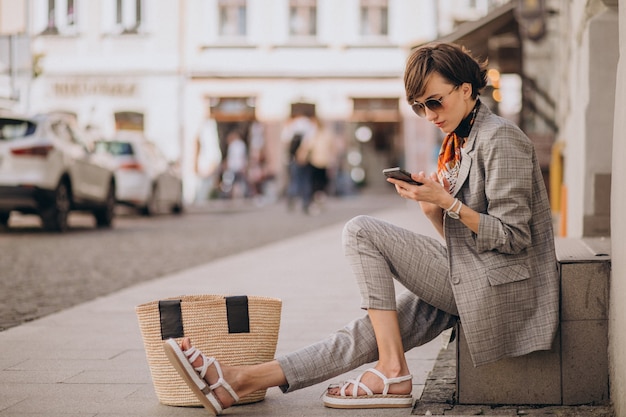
[180,0,440,200]
[1,0,515,202]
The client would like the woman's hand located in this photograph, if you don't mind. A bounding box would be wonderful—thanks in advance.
[387,171,451,237]
[388,170,480,235]
[387,171,449,206]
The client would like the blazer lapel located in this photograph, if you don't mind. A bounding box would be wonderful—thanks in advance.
[452,104,489,198]
[453,151,472,198]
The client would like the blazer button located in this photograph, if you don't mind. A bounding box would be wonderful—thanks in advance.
[452,277,460,285]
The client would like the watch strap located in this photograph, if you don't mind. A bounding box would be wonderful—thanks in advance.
[446,198,462,219]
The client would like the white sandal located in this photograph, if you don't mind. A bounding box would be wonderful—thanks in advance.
[322,368,413,409]
[163,339,239,415]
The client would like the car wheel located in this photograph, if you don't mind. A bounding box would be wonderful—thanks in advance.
[0,212,10,228]
[171,184,184,215]
[171,199,184,214]
[41,181,71,232]
[141,184,158,216]
[94,182,115,228]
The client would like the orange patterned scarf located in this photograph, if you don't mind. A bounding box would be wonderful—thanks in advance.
[437,100,480,194]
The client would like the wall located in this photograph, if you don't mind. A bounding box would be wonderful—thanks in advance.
[0,0,30,111]
[557,0,617,237]
[583,10,617,236]
[610,1,626,413]
[555,2,623,409]
[28,0,183,160]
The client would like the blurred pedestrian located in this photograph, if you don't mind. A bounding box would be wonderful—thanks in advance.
[194,118,222,202]
[163,41,558,414]
[247,120,267,201]
[281,112,316,212]
[296,117,336,214]
[220,129,248,199]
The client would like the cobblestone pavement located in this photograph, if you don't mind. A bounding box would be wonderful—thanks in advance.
[0,191,398,331]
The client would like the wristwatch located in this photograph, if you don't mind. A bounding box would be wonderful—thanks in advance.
[446,198,463,219]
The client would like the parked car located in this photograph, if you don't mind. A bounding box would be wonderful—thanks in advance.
[0,111,117,232]
[94,131,183,216]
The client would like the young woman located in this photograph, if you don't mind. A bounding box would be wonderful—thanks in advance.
[163,42,559,415]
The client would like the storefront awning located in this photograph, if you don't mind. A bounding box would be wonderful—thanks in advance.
[432,2,521,74]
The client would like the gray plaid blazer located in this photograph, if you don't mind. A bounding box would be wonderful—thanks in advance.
[445,104,559,367]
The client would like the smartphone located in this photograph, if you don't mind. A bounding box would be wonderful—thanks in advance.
[382,167,423,186]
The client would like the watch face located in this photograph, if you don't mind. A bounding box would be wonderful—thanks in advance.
[447,211,460,219]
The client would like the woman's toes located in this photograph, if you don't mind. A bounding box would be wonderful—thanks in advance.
[180,337,192,350]
[180,338,204,368]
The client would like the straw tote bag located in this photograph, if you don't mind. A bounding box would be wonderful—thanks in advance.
[136,294,282,407]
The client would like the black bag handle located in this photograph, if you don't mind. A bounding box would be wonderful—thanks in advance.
[158,296,250,340]
[159,299,184,339]
[226,295,250,334]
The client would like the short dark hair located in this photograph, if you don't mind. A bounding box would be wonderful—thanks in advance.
[404,42,488,104]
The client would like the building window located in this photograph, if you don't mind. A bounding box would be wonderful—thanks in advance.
[218,0,247,37]
[114,111,144,131]
[289,0,316,37]
[116,0,143,34]
[352,98,399,122]
[360,0,388,37]
[210,97,256,122]
[41,0,78,35]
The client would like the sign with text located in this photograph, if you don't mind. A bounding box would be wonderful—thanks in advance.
[52,79,138,98]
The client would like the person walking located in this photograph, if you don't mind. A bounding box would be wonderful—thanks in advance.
[246,119,268,200]
[295,116,336,213]
[194,118,222,202]
[281,112,316,212]
[163,42,559,415]
[220,129,248,199]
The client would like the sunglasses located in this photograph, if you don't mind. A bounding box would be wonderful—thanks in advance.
[411,85,458,117]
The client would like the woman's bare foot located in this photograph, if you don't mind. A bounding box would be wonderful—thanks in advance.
[180,337,241,410]
[175,337,288,411]
[326,364,412,397]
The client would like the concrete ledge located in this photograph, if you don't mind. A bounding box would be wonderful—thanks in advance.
[413,342,615,416]
[413,237,614,415]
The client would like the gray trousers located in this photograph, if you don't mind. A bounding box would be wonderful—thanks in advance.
[276,215,459,392]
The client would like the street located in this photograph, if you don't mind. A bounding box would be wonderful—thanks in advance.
[0,191,399,331]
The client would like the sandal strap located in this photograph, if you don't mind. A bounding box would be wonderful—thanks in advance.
[208,358,240,403]
[364,368,412,395]
[339,368,413,397]
[183,346,212,379]
[339,377,373,398]
[182,343,240,409]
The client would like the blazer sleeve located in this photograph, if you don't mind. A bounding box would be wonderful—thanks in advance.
[475,122,535,254]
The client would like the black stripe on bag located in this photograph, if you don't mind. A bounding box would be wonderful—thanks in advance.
[159,299,184,339]
[226,295,250,334]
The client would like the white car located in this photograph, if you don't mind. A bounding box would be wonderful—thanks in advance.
[0,111,117,232]
[94,132,183,216]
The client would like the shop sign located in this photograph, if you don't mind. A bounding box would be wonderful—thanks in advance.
[52,79,138,97]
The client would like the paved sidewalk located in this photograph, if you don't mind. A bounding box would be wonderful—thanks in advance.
[0,201,445,417]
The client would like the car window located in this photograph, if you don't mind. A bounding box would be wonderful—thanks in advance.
[95,141,134,156]
[0,118,37,140]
